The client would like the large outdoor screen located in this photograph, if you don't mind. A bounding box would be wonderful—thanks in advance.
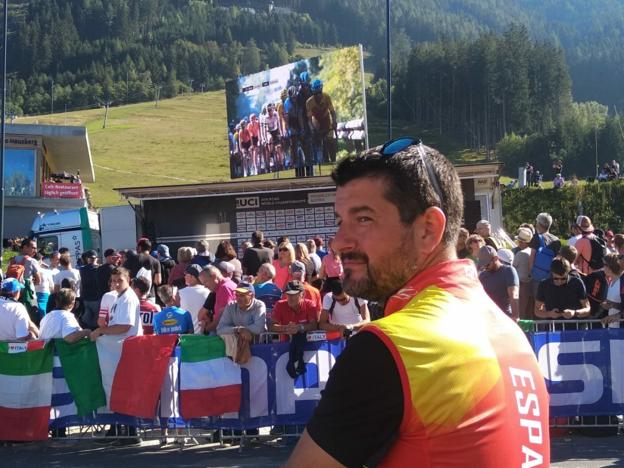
[5,148,36,197]
[225,45,367,179]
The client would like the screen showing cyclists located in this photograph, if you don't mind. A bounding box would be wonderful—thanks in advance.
[226,46,367,179]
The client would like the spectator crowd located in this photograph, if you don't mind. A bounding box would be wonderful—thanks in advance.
[0,233,371,364]
[458,214,623,329]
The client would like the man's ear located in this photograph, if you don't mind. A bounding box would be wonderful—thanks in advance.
[412,206,447,255]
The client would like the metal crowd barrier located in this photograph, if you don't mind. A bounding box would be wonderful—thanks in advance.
[528,318,624,433]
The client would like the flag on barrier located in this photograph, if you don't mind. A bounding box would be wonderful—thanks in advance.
[55,339,106,416]
[97,334,178,418]
[0,341,53,441]
[179,335,242,418]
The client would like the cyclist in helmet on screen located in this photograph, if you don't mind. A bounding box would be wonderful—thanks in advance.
[307,79,338,165]
[284,85,306,177]
[297,71,314,177]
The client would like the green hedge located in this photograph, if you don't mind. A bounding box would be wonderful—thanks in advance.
[502,180,624,238]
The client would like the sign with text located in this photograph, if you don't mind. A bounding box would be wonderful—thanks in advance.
[42,182,84,199]
[531,328,624,417]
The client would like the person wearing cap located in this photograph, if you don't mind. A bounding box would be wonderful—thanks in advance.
[79,249,100,329]
[574,215,599,275]
[177,264,210,334]
[97,248,120,300]
[283,260,321,315]
[477,246,520,320]
[0,278,39,341]
[475,219,502,251]
[269,280,318,341]
[535,258,590,325]
[513,227,533,319]
[198,264,237,334]
[216,282,266,339]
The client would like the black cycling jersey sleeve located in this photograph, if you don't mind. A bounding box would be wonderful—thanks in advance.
[306,331,403,467]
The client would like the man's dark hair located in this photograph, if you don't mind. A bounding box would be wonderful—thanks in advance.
[131,276,151,296]
[61,278,77,291]
[137,238,152,252]
[58,247,70,255]
[330,280,344,296]
[550,258,571,276]
[57,288,77,310]
[251,230,264,245]
[331,144,464,245]
[21,238,35,249]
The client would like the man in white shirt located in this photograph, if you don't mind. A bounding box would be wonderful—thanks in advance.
[90,267,142,341]
[40,288,90,342]
[0,278,39,341]
[318,280,369,337]
[177,264,210,334]
[54,253,81,296]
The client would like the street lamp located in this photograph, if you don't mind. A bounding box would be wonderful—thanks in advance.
[0,0,8,268]
[386,0,392,140]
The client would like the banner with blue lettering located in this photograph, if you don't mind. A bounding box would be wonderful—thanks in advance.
[530,328,624,417]
[50,339,346,429]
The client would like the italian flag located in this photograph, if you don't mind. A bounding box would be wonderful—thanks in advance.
[0,341,53,441]
[96,334,178,418]
[179,335,242,418]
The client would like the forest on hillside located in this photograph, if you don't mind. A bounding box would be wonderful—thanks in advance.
[3,0,624,117]
[2,0,624,177]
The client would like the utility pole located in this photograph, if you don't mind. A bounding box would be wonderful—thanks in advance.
[0,0,8,268]
[50,78,54,114]
[102,100,111,129]
[126,69,129,103]
[386,0,392,140]
[154,85,161,108]
[595,125,599,178]
[200,83,204,93]
[188,79,194,96]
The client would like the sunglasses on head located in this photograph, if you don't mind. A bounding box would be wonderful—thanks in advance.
[278,248,289,252]
[379,137,444,204]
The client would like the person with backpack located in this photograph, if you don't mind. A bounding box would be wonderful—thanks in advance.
[574,215,607,275]
[318,280,369,340]
[528,212,561,297]
[6,238,42,324]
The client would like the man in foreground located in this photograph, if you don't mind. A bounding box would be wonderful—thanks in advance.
[287,139,550,466]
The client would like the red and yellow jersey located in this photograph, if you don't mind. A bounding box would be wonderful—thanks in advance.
[365,259,549,467]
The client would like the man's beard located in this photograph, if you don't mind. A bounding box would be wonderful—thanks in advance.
[341,234,417,303]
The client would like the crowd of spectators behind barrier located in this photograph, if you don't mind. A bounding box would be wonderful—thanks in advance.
[457,213,624,331]
[0,232,374,348]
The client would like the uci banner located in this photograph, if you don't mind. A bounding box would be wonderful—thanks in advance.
[530,328,624,417]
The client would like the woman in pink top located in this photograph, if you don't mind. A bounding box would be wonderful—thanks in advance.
[273,242,295,290]
[319,238,343,293]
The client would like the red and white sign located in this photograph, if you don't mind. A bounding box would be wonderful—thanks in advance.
[42,182,83,199]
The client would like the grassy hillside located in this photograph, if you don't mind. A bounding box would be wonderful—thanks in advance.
[19,91,484,208]
[20,92,231,207]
